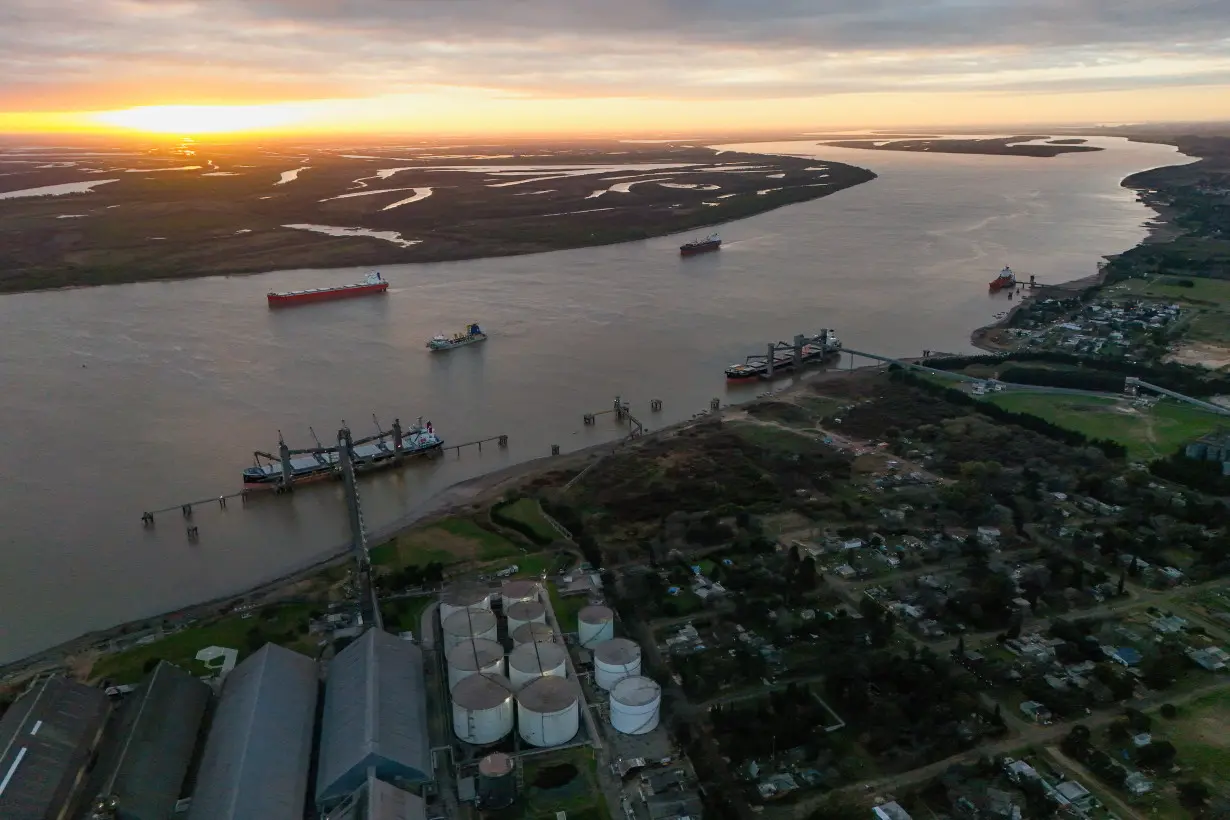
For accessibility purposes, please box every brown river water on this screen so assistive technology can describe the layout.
[0,137,1187,662]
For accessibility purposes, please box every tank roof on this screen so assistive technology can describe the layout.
[442,608,497,634]
[446,638,504,671]
[516,675,579,713]
[479,752,514,777]
[442,587,489,607]
[508,641,567,673]
[578,605,614,624]
[451,674,514,710]
[611,675,661,706]
[505,600,545,620]
[500,579,541,599]
[511,622,555,643]
[594,637,640,665]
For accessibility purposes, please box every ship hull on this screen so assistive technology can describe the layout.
[243,440,443,486]
[680,241,721,256]
[428,334,488,352]
[988,279,1014,292]
[724,349,840,381]
[267,282,389,307]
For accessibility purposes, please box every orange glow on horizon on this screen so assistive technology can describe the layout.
[92,104,310,135]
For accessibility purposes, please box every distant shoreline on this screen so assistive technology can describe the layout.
[818,135,1104,159]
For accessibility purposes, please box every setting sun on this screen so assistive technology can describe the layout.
[93,103,308,135]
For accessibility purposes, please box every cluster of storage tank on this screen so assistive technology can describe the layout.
[444,583,661,747]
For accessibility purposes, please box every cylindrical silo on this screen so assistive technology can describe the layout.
[477,752,517,810]
[500,579,542,609]
[508,641,568,689]
[610,676,661,735]
[442,609,498,652]
[516,675,580,748]
[451,673,514,745]
[440,587,492,624]
[577,605,615,648]
[446,638,505,690]
[511,622,555,646]
[506,600,547,633]
[593,638,641,691]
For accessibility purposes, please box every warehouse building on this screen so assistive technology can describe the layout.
[87,661,212,820]
[323,772,428,820]
[186,644,319,820]
[0,676,110,820]
[316,629,432,810]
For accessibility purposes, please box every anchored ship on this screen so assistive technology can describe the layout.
[680,233,721,256]
[989,266,1016,292]
[428,323,487,351]
[267,271,389,307]
[726,329,842,381]
[242,418,442,486]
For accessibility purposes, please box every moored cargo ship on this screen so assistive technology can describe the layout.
[680,233,721,256]
[428,323,487,351]
[725,330,842,381]
[267,271,389,307]
[988,266,1016,292]
[242,419,441,486]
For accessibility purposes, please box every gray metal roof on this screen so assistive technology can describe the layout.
[325,772,427,820]
[316,629,432,805]
[186,644,318,820]
[0,676,110,820]
[91,661,212,820]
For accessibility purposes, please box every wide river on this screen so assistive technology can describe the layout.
[0,137,1187,663]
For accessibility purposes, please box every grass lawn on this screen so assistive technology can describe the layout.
[381,595,432,635]
[498,498,558,543]
[1107,275,1230,347]
[521,746,609,820]
[1159,689,1230,785]
[985,391,1225,460]
[548,582,590,633]
[369,516,520,568]
[91,603,316,684]
[728,421,820,453]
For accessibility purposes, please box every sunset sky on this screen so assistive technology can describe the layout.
[3,0,1229,136]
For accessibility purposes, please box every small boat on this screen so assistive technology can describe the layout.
[428,323,487,351]
[989,266,1016,292]
[268,271,388,307]
[680,233,721,256]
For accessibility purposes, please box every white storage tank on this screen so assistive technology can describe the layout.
[577,605,615,648]
[452,673,515,745]
[507,641,568,689]
[511,622,555,647]
[516,675,580,748]
[506,600,547,633]
[440,586,492,624]
[593,638,641,691]
[500,579,541,609]
[610,675,662,735]
[447,638,506,690]
[442,609,499,652]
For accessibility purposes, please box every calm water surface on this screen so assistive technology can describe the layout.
[0,137,1187,662]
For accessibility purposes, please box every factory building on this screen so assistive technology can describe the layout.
[186,644,319,820]
[87,661,212,820]
[322,771,428,820]
[316,630,433,810]
[0,676,110,820]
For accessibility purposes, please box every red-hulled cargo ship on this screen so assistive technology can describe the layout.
[988,266,1016,292]
[267,271,388,307]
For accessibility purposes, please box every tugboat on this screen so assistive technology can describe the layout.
[427,323,487,351]
[680,233,721,256]
[989,266,1016,292]
[267,271,388,307]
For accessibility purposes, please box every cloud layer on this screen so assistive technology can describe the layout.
[3,0,1229,111]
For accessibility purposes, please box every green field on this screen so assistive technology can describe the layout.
[369,516,520,569]
[986,391,1225,460]
[728,421,820,452]
[91,603,318,684]
[547,582,591,633]
[381,596,433,635]
[498,498,559,543]
[1106,276,1230,347]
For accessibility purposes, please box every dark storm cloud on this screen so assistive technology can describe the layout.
[2,0,1228,108]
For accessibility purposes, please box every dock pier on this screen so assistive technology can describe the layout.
[441,434,509,457]
[582,396,645,437]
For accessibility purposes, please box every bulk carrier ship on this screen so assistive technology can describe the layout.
[241,419,442,486]
[267,271,389,307]
[725,330,842,381]
[680,233,721,256]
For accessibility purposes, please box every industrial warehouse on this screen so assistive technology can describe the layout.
[0,572,676,820]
